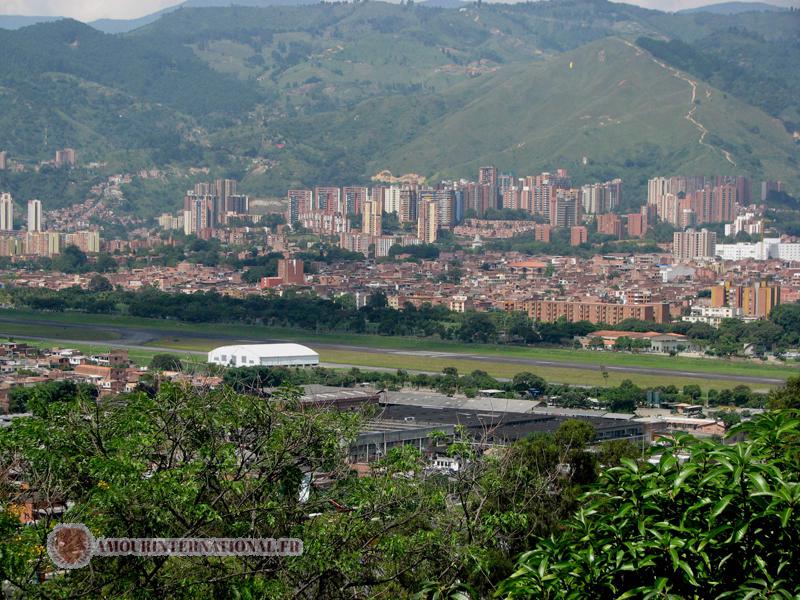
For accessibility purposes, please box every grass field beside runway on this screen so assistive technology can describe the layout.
[141,337,778,392]
[2,308,796,385]
[2,333,780,393]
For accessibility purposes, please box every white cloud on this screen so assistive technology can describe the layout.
[0,0,180,21]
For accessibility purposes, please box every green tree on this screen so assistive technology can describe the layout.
[597,438,640,466]
[457,312,497,343]
[52,245,88,274]
[682,384,702,401]
[148,353,183,372]
[767,375,800,410]
[95,253,118,273]
[511,372,547,396]
[500,411,800,598]
[87,274,113,293]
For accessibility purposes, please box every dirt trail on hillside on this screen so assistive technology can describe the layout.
[622,39,736,166]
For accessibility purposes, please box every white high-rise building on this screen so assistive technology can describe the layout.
[0,193,13,231]
[27,199,42,232]
[384,186,401,215]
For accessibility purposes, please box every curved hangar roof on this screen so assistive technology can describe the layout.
[208,343,319,367]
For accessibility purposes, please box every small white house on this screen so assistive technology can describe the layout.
[207,343,319,368]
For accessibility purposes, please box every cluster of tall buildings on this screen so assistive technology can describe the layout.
[711,281,781,319]
[165,179,249,237]
[0,149,74,172]
[1,194,42,233]
[0,193,99,257]
[288,168,625,250]
[647,175,750,227]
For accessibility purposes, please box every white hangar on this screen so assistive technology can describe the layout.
[208,343,319,368]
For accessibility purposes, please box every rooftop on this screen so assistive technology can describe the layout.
[208,343,318,358]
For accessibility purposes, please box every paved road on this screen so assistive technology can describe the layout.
[0,316,791,386]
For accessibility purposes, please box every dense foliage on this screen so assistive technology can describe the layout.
[1,377,799,597]
[0,382,600,597]
[500,411,800,598]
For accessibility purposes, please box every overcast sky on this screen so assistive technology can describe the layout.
[0,0,798,21]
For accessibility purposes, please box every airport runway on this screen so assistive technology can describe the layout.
[0,316,791,386]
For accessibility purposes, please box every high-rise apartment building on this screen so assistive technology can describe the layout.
[0,193,13,231]
[497,173,514,197]
[550,189,580,228]
[531,184,555,219]
[183,194,214,236]
[384,186,401,215]
[362,198,382,236]
[225,194,249,216]
[288,189,313,224]
[314,187,341,214]
[399,187,418,223]
[712,184,736,224]
[534,223,551,243]
[581,179,622,214]
[435,189,455,228]
[64,230,100,253]
[27,199,42,232]
[761,180,783,202]
[673,228,716,262]
[502,187,521,211]
[417,196,438,244]
[278,258,305,285]
[25,231,60,257]
[343,187,368,215]
[478,166,497,188]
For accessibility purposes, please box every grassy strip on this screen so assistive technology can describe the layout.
[3,308,798,380]
[318,349,776,393]
[0,321,122,341]
[3,336,778,392]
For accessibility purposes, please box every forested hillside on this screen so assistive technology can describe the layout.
[0,0,796,213]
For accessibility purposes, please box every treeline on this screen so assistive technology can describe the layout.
[216,365,769,412]
[8,286,800,353]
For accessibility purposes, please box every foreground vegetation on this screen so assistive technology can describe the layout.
[1,375,798,598]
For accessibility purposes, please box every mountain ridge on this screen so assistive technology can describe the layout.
[0,1,796,216]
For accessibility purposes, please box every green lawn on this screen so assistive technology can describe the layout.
[317,349,771,392]
[0,320,121,342]
[2,308,797,385]
[5,336,768,392]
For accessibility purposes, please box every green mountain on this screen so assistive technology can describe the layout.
[372,37,798,201]
[678,2,788,14]
[0,1,797,217]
